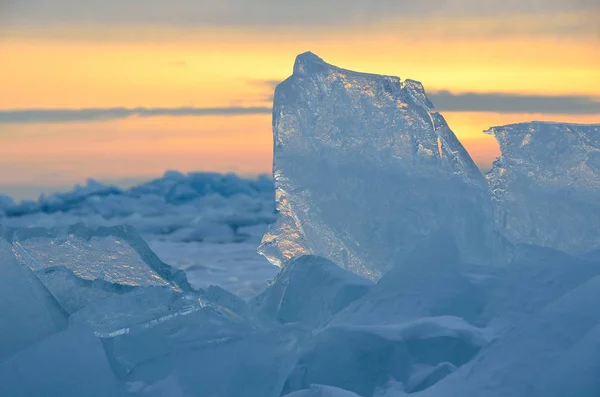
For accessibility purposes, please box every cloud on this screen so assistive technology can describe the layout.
[0,106,272,124]
[258,79,600,115]
[1,0,598,31]
[428,91,600,115]
[1,91,599,125]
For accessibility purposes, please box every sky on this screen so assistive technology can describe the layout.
[0,0,599,199]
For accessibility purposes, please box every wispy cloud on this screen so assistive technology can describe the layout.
[259,79,600,115]
[429,91,600,115]
[0,106,272,124]
[262,80,600,115]
[1,91,599,125]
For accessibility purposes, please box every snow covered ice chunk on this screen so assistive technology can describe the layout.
[486,121,600,254]
[259,52,497,279]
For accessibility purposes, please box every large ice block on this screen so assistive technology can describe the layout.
[486,122,600,254]
[259,52,497,279]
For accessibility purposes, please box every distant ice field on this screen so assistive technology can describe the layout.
[0,171,280,299]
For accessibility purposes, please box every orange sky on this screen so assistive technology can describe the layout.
[0,6,599,198]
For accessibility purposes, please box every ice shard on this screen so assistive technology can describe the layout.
[2,223,260,380]
[486,122,600,254]
[0,238,67,360]
[259,52,497,279]
[2,223,202,336]
[331,230,483,327]
[6,223,192,299]
[252,255,372,327]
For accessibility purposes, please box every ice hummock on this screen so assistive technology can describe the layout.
[281,316,489,397]
[4,178,122,217]
[486,121,600,254]
[417,274,600,397]
[278,232,490,397]
[0,223,272,394]
[259,52,498,279]
[1,223,253,353]
[0,194,14,211]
